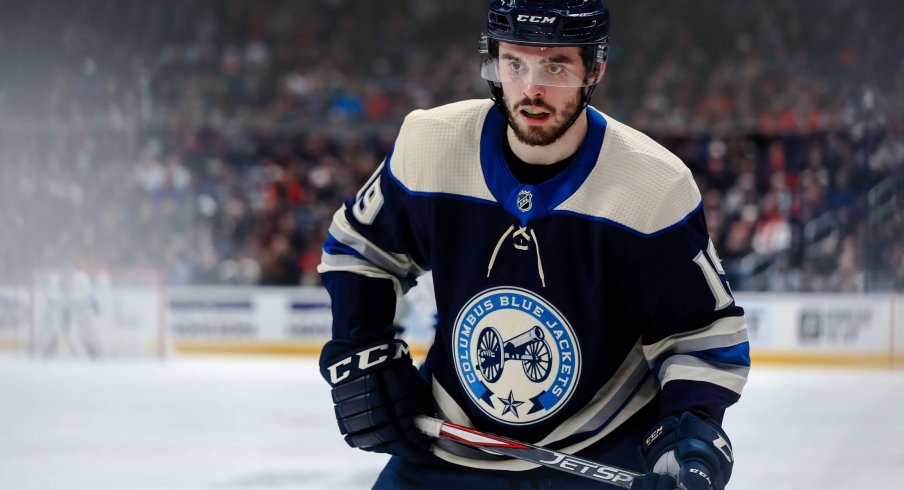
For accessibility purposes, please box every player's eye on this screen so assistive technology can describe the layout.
[507,61,524,73]
[546,64,565,75]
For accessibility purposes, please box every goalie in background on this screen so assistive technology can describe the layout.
[33,267,104,359]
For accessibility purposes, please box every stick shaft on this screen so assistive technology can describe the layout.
[415,415,640,489]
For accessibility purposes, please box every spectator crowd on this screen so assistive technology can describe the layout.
[1,0,902,291]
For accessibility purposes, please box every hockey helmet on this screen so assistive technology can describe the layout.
[480,0,610,89]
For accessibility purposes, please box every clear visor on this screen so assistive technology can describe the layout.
[480,37,605,88]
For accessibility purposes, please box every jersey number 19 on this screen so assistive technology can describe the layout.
[693,239,733,311]
[353,163,386,225]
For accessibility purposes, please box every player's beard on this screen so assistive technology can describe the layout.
[503,90,584,147]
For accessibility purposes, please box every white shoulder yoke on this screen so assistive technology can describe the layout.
[555,111,702,235]
[389,99,496,202]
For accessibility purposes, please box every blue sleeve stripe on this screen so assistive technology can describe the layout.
[323,231,370,263]
[652,342,751,379]
[643,315,748,362]
[689,342,751,367]
[657,353,749,395]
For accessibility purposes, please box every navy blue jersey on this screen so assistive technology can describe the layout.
[319,99,749,472]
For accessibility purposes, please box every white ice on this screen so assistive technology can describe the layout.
[1,355,902,490]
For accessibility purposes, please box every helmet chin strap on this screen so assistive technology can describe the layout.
[488,81,506,115]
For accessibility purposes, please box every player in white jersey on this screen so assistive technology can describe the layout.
[318,2,749,489]
[34,267,103,358]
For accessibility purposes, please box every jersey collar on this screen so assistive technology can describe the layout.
[479,105,607,227]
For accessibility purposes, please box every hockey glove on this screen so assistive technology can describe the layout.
[631,473,679,490]
[638,412,734,490]
[319,337,432,458]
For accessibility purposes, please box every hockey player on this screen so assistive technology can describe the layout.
[318,1,749,489]
[35,267,103,359]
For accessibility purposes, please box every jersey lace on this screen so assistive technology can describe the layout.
[487,225,546,288]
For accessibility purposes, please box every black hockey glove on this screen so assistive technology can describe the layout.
[637,412,734,490]
[630,473,679,490]
[319,337,432,458]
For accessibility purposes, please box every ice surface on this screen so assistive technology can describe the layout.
[1,355,902,489]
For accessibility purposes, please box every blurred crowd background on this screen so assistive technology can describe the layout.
[1,0,902,291]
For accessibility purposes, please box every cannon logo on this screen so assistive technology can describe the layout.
[453,287,581,425]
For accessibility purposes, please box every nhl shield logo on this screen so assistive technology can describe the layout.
[453,287,581,425]
[517,190,533,212]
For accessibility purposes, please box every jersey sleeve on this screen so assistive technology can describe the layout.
[317,150,430,341]
[619,197,750,423]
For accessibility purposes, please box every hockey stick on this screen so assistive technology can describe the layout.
[414,415,641,489]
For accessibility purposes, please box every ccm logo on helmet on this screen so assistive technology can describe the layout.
[516,15,556,24]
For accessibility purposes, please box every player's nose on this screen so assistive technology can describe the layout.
[521,82,545,100]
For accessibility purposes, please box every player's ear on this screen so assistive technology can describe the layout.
[586,63,605,85]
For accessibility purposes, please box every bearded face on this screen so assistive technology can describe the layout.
[495,42,589,147]
[502,89,584,147]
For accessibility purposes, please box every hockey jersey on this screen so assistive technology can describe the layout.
[319,99,749,471]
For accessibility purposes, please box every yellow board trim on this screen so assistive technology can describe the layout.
[174,340,432,358]
[174,340,323,356]
[0,339,26,350]
[751,350,903,368]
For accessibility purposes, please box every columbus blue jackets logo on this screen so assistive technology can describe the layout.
[453,287,581,425]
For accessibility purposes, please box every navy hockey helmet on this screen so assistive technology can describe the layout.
[486,0,610,47]
[480,0,610,95]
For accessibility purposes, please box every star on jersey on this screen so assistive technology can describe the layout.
[498,390,525,418]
